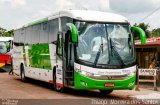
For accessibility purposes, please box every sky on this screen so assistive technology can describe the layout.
[0,0,160,30]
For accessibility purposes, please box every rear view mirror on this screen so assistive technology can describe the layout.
[131,26,146,45]
[66,23,78,43]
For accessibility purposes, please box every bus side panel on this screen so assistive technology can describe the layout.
[39,44,57,82]
[24,44,54,82]
[56,64,63,87]
[23,45,38,80]
[39,44,55,82]
[13,45,24,75]
[38,18,59,83]
[38,43,58,83]
[49,44,56,73]
[25,67,40,80]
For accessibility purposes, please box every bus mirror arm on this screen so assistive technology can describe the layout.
[66,23,78,44]
[131,26,146,45]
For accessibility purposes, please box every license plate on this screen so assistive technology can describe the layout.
[104,83,115,87]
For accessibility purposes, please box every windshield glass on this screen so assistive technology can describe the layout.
[0,41,10,54]
[75,21,135,68]
[107,24,135,66]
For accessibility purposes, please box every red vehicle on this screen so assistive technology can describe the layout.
[0,37,13,70]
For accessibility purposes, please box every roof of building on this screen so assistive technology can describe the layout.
[135,37,160,47]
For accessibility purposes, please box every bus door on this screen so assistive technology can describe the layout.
[63,31,74,86]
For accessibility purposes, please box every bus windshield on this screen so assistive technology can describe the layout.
[0,41,10,54]
[75,21,135,68]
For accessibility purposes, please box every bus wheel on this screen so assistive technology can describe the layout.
[99,90,113,95]
[20,64,26,82]
[53,69,64,92]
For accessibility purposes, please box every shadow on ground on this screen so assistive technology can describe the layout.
[0,69,7,73]
[0,66,11,72]
[14,77,121,99]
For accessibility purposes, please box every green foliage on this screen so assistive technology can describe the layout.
[133,23,150,39]
[2,30,14,37]
[0,27,6,36]
[152,28,160,37]
[0,26,14,37]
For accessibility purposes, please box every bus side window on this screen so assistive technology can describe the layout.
[56,34,62,56]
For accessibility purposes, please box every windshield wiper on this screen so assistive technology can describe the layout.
[94,36,103,66]
[110,39,125,67]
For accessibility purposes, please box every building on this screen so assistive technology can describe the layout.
[135,37,160,68]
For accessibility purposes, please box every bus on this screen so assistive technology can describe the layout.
[0,37,13,70]
[13,10,146,94]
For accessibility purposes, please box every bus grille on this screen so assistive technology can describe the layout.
[90,74,129,80]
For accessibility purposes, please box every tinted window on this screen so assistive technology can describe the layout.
[40,22,49,43]
[31,24,40,44]
[25,26,32,44]
[20,28,25,43]
[14,30,20,43]
[48,19,59,43]
[61,17,72,32]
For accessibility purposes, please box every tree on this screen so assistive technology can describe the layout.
[0,27,7,36]
[0,26,14,37]
[133,22,151,39]
[2,30,14,37]
[152,28,160,37]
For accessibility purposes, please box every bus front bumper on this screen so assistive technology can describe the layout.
[74,72,136,90]
[0,63,5,68]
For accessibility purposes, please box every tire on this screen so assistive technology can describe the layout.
[99,90,113,95]
[53,68,64,92]
[20,64,26,82]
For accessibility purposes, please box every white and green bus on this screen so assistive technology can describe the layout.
[13,10,146,94]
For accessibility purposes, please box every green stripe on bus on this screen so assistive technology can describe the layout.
[28,44,52,70]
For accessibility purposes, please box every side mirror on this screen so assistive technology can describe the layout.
[66,23,78,43]
[131,26,146,45]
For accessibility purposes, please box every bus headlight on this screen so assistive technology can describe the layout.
[75,69,94,77]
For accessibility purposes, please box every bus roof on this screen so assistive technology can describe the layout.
[49,10,128,23]
[16,10,128,29]
[0,37,13,41]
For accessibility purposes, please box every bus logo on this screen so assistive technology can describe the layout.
[107,76,112,80]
